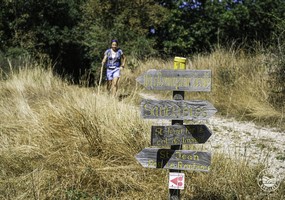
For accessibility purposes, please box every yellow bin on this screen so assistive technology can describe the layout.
[174,57,186,69]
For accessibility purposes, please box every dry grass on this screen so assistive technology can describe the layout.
[126,47,284,129]
[188,48,284,128]
[0,51,284,199]
[0,65,151,199]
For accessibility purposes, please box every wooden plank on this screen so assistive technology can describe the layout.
[136,69,212,91]
[135,148,211,172]
[151,125,212,146]
[141,99,217,120]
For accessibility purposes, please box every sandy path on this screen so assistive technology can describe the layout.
[206,116,285,178]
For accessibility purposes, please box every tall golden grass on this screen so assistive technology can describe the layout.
[125,47,284,129]
[188,47,283,126]
[0,48,284,199]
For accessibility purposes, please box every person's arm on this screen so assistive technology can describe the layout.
[102,55,107,66]
[120,54,126,68]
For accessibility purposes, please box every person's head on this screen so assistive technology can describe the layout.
[111,39,118,51]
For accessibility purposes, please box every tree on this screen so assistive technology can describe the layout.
[1,0,285,81]
[80,0,170,68]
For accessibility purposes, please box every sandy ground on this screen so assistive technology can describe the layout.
[138,93,285,180]
[206,116,285,178]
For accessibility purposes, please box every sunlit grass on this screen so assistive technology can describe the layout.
[124,47,284,129]
[0,49,284,199]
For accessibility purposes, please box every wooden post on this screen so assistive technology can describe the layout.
[135,57,215,199]
[169,58,186,200]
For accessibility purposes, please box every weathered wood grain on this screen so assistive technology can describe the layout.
[136,69,212,91]
[141,99,217,120]
[135,148,211,172]
[151,125,212,146]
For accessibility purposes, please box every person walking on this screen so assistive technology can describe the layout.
[101,39,126,96]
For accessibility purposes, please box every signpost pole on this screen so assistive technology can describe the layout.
[135,57,215,199]
[169,58,186,200]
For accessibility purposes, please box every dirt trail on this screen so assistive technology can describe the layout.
[206,116,285,177]
[139,93,285,178]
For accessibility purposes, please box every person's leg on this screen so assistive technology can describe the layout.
[111,77,120,96]
[107,80,112,94]
[111,68,121,96]
[106,69,113,94]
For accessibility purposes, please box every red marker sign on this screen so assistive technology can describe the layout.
[169,172,185,190]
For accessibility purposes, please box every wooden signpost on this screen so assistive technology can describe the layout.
[135,148,211,172]
[151,125,212,146]
[136,69,211,91]
[135,57,216,200]
[141,99,217,120]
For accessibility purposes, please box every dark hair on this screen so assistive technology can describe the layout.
[111,39,118,44]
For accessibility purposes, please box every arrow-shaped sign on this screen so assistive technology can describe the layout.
[135,148,211,172]
[171,176,183,186]
[151,125,212,146]
[141,99,217,120]
[136,69,212,91]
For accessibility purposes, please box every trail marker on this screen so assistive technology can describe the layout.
[135,57,216,199]
[151,124,212,146]
[169,173,185,190]
[136,69,211,91]
[141,99,217,120]
[135,148,211,172]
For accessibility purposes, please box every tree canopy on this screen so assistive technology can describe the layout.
[1,0,285,80]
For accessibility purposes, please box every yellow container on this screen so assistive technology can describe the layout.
[174,57,186,69]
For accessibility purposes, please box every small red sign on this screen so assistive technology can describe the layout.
[169,173,185,190]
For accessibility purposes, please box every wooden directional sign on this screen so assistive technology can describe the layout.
[136,69,212,91]
[141,99,217,120]
[151,125,212,146]
[135,148,211,172]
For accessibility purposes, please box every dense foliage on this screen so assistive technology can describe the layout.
[1,0,284,59]
[1,0,285,88]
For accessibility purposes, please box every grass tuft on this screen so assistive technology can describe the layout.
[1,51,284,199]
